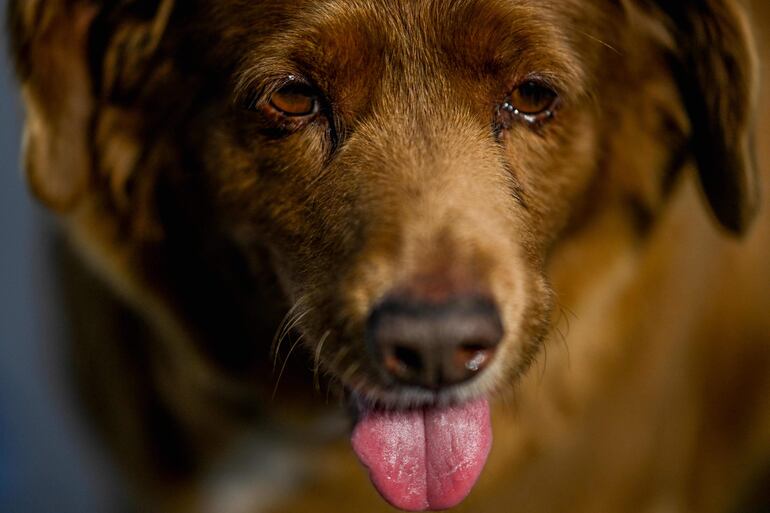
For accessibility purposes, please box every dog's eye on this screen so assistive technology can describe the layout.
[268,82,319,117]
[501,81,558,124]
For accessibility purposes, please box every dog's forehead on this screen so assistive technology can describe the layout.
[231,0,594,101]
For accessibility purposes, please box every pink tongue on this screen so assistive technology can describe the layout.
[351,399,492,511]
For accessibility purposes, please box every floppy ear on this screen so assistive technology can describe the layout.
[8,0,99,211]
[7,0,175,213]
[644,0,759,235]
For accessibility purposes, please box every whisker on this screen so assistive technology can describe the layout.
[277,308,313,364]
[555,302,573,369]
[340,361,361,385]
[561,305,571,338]
[270,297,305,364]
[538,338,549,383]
[329,346,351,371]
[272,333,305,400]
[273,303,313,369]
[313,330,332,393]
[325,375,340,405]
[323,346,352,403]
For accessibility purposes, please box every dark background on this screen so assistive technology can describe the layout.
[0,0,117,511]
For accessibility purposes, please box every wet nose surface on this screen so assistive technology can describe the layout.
[366,294,504,389]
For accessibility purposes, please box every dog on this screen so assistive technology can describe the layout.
[8,0,770,511]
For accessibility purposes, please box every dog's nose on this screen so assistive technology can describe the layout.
[366,295,503,389]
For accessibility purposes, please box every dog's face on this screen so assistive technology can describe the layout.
[9,0,758,510]
[202,0,604,408]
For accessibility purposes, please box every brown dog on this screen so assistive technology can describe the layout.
[8,0,770,511]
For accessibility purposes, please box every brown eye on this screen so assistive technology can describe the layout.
[502,81,558,122]
[268,82,318,117]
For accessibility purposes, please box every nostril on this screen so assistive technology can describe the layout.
[393,345,423,373]
[382,344,425,382]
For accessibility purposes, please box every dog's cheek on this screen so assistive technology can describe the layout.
[490,115,597,378]
[486,249,554,383]
[197,118,362,316]
[201,119,325,229]
[504,110,602,251]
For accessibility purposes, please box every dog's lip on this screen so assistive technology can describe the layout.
[343,380,481,415]
[345,389,419,429]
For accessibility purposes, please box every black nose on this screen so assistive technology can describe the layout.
[366,294,504,389]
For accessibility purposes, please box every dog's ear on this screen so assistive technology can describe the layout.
[639,0,759,235]
[94,0,176,103]
[8,0,99,211]
[7,0,175,212]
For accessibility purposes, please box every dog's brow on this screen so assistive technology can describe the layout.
[233,1,588,106]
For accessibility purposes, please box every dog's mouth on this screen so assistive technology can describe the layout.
[349,392,492,511]
[324,291,507,510]
[310,286,517,509]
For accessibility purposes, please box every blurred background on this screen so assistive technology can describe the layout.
[0,0,118,511]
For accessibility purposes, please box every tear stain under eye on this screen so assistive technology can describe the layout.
[501,101,555,124]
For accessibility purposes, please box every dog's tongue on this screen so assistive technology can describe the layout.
[351,399,491,511]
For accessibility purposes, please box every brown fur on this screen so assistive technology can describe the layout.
[7,0,770,511]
